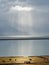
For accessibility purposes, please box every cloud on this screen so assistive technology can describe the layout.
[10,5,33,11]
[0,0,49,35]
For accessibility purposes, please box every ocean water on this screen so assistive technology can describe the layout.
[0,40,49,56]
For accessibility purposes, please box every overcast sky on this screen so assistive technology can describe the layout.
[0,0,49,56]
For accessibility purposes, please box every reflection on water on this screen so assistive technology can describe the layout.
[0,40,49,56]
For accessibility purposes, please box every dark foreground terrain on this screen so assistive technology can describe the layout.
[0,63,49,65]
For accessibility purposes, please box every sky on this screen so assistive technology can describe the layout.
[0,0,49,56]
